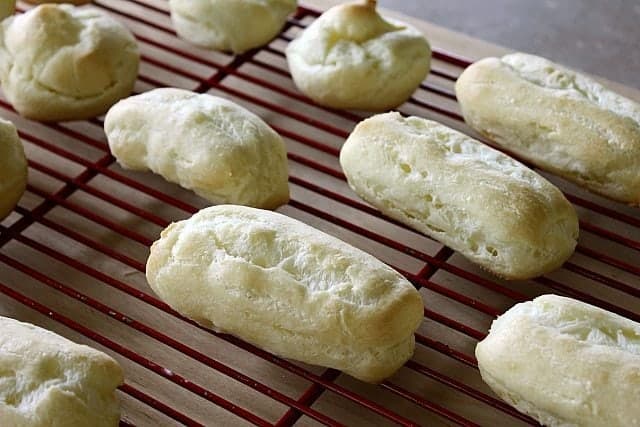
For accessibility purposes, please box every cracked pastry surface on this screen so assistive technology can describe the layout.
[146,205,424,383]
[456,52,640,205]
[0,316,123,427]
[476,295,640,427]
[105,88,289,209]
[0,4,139,121]
[340,112,579,280]
[286,0,431,111]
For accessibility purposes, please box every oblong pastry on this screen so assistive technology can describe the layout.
[0,316,124,427]
[105,88,289,209]
[146,205,424,383]
[340,112,579,280]
[456,52,640,205]
[476,295,640,427]
[0,4,139,122]
[285,0,431,111]
[169,0,297,54]
[0,118,27,221]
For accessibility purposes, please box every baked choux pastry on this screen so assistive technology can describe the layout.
[456,53,640,205]
[0,316,123,427]
[169,0,297,54]
[0,4,139,121]
[476,295,640,427]
[0,117,27,221]
[105,88,289,209]
[147,205,424,383]
[286,0,431,111]
[340,112,579,280]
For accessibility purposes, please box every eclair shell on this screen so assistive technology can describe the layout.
[456,52,640,204]
[146,205,424,383]
[0,316,123,427]
[340,112,578,279]
[476,295,640,427]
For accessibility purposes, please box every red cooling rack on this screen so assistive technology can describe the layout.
[1,1,639,426]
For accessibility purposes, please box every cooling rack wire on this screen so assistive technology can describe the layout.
[1,1,639,426]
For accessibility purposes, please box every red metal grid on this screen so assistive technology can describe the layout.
[0,1,638,426]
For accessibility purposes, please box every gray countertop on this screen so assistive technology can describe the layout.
[378,0,639,88]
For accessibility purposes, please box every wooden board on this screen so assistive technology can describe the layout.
[0,1,638,426]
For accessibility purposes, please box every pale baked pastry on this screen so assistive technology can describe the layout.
[0,4,139,122]
[476,295,640,427]
[0,0,15,20]
[456,52,640,205]
[0,118,27,221]
[340,112,579,280]
[169,0,297,54]
[105,88,289,209]
[286,0,431,111]
[146,205,424,383]
[0,316,123,427]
